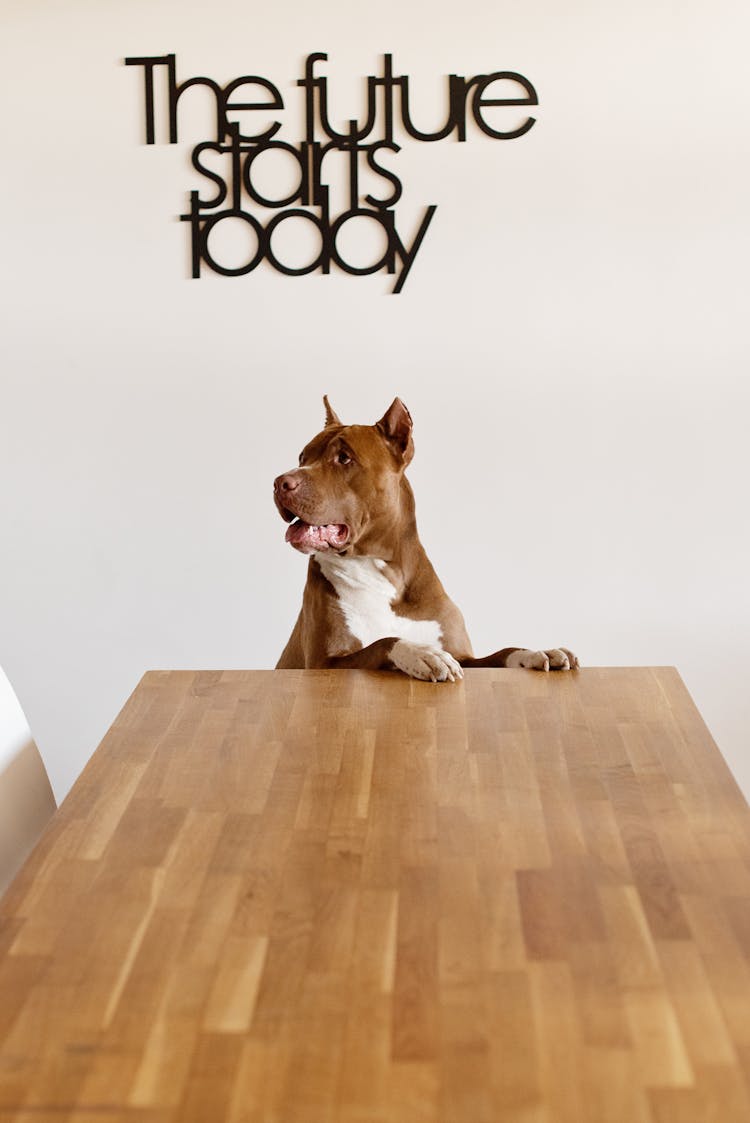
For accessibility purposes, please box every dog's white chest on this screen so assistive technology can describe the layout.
[316,555,442,651]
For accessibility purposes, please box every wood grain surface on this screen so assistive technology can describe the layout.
[2,667,750,1122]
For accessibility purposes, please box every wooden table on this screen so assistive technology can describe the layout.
[2,668,750,1122]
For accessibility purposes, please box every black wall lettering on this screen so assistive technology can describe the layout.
[126,52,538,293]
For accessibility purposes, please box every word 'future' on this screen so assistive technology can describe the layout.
[125,53,538,293]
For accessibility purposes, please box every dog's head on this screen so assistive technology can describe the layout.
[273,396,415,556]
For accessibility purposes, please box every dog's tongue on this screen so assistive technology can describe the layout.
[285,520,348,553]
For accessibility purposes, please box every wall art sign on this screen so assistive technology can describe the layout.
[125,53,538,293]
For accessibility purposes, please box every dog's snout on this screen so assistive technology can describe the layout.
[274,473,300,495]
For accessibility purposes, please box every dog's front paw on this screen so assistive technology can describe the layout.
[390,640,464,683]
[507,647,580,672]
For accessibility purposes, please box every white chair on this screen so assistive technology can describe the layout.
[0,666,56,896]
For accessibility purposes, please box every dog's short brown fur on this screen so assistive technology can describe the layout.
[274,397,578,682]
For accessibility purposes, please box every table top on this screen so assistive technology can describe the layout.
[2,667,750,1122]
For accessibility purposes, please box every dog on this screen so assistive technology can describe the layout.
[274,396,578,682]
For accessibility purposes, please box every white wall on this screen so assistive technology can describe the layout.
[2,0,749,801]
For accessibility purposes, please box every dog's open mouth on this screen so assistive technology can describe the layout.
[285,520,349,554]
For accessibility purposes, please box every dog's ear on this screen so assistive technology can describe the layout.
[323,395,341,428]
[376,398,414,466]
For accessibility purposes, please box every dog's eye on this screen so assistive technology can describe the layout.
[336,451,352,466]
[298,453,304,465]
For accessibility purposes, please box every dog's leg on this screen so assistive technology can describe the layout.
[327,639,463,682]
[460,648,580,671]
[326,639,399,671]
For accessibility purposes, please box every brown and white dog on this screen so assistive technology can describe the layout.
[274,397,578,682]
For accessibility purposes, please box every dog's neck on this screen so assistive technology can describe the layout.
[354,476,424,566]
[313,476,439,600]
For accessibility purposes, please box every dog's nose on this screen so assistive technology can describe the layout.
[274,473,300,495]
